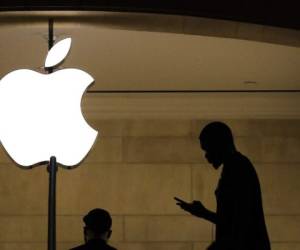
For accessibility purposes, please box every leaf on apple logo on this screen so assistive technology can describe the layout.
[45,38,72,68]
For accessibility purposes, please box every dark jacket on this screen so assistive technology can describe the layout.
[214,151,271,250]
[70,239,117,250]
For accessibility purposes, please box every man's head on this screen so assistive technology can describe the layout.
[83,208,112,243]
[199,122,235,169]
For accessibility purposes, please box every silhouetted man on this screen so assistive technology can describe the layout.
[175,122,271,250]
[70,208,117,250]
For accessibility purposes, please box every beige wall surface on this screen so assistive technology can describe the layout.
[0,119,299,250]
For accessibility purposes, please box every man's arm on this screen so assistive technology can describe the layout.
[202,208,217,224]
[175,198,217,224]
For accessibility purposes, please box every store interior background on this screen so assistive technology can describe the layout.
[0,12,300,250]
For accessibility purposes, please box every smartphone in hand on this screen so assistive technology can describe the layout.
[174,197,188,204]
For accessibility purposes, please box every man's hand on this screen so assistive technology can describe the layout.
[175,197,208,218]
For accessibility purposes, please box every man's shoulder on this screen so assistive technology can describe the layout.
[232,151,261,186]
[69,245,85,250]
[104,244,117,250]
[69,243,117,250]
[232,151,251,164]
[231,152,255,172]
[225,151,258,183]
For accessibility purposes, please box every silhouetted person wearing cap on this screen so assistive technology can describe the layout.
[175,122,271,250]
[70,208,117,250]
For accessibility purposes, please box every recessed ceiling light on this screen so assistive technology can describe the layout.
[244,81,257,84]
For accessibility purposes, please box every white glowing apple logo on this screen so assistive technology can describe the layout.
[0,38,98,168]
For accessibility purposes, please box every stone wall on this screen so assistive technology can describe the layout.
[0,119,299,250]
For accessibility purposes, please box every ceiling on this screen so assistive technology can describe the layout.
[0,12,299,92]
[0,0,299,30]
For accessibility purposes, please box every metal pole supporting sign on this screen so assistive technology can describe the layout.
[47,18,56,250]
[48,156,57,250]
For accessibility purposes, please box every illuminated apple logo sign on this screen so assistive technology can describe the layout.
[0,38,98,168]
